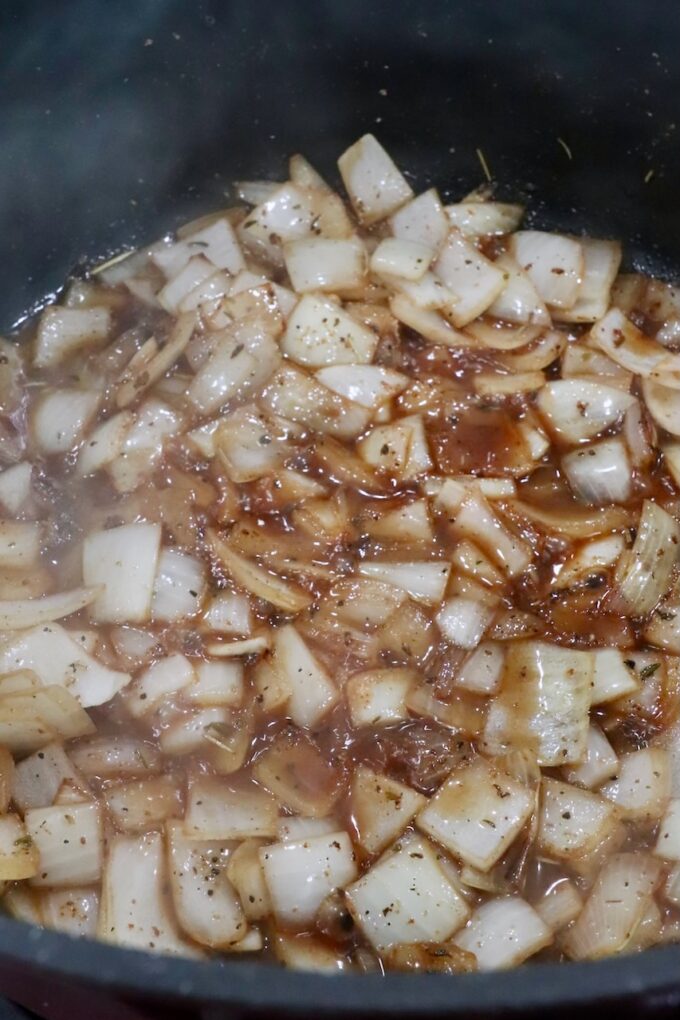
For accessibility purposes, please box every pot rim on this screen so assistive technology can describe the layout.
[0,914,677,1014]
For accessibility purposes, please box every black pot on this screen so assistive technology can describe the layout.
[2,1,680,1016]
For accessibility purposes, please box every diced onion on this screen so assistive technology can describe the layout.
[613,499,680,615]
[562,437,632,505]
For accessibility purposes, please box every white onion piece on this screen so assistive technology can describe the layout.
[498,329,567,372]
[76,411,133,476]
[417,757,533,871]
[269,624,338,728]
[351,768,425,854]
[98,831,197,956]
[273,933,347,973]
[590,307,671,376]
[465,319,543,350]
[284,237,366,293]
[154,217,244,278]
[188,321,280,415]
[234,179,281,205]
[203,592,252,635]
[445,201,524,237]
[316,365,408,409]
[186,661,243,709]
[562,437,632,505]
[184,778,278,840]
[474,372,545,397]
[454,492,531,577]
[215,406,292,483]
[12,743,87,812]
[562,853,661,960]
[370,237,434,281]
[434,230,505,327]
[358,414,432,479]
[538,779,616,860]
[157,254,215,313]
[0,462,32,514]
[0,814,39,879]
[0,586,100,630]
[601,747,671,821]
[389,294,472,347]
[455,642,504,694]
[206,636,270,658]
[104,776,180,833]
[35,306,111,368]
[389,188,450,251]
[167,821,246,948]
[261,831,357,925]
[83,522,161,624]
[68,735,160,778]
[552,532,625,590]
[33,389,100,454]
[510,231,583,309]
[363,500,433,543]
[556,239,622,323]
[507,499,630,539]
[347,833,469,950]
[345,668,414,727]
[0,520,40,568]
[358,562,449,605]
[115,313,196,409]
[613,499,680,615]
[654,799,680,861]
[536,379,636,443]
[126,653,195,718]
[282,294,377,367]
[151,549,206,622]
[487,252,550,325]
[642,378,680,437]
[25,801,101,886]
[436,597,494,649]
[261,365,371,440]
[338,134,413,224]
[590,648,640,704]
[534,881,583,932]
[454,897,551,970]
[208,530,312,613]
[564,724,619,789]
[565,338,627,379]
[484,641,592,765]
[0,624,129,708]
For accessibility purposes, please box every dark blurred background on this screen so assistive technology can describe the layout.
[0,0,679,330]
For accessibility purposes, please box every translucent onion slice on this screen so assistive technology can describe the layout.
[0,814,39,880]
[642,378,680,437]
[83,522,161,624]
[208,530,311,613]
[536,379,636,443]
[389,189,450,251]
[357,562,450,606]
[562,437,632,505]
[261,831,357,925]
[166,821,247,949]
[454,897,552,970]
[445,201,524,237]
[562,853,661,960]
[25,802,101,886]
[555,239,622,323]
[0,462,32,515]
[0,587,100,630]
[34,306,111,369]
[98,831,198,956]
[589,307,674,377]
[346,833,469,950]
[613,499,680,615]
[434,231,506,327]
[507,499,632,539]
[487,252,550,326]
[338,134,413,224]
[510,231,583,309]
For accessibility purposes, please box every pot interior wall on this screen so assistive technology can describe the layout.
[2,0,680,331]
